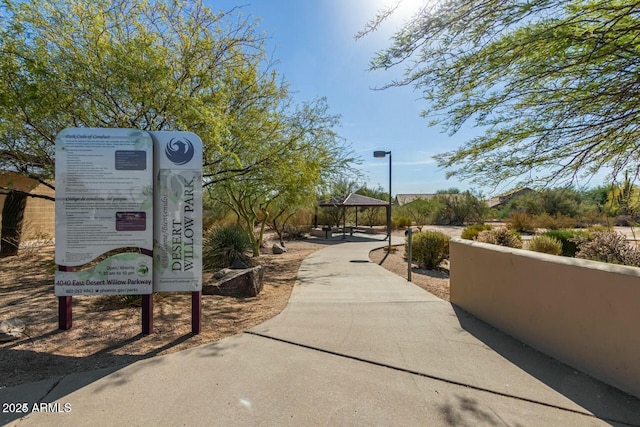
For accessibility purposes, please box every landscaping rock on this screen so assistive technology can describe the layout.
[213,269,230,280]
[203,266,264,297]
[272,243,287,254]
[0,317,25,341]
[230,256,253,270]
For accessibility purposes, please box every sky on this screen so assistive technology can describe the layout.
[209,0,490,196]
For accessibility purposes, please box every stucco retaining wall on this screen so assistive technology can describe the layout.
[450,238,640,398]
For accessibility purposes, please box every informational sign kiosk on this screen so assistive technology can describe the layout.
[54,128,154,296]
[151,131,203,332]
[150,131,203,293]
[54,128,202,333]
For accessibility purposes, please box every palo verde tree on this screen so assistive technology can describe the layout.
[206,59,355,255]
[0,0,265,186]
[0,0,357,253]
[359,1,640,188]
[0,0,265,253]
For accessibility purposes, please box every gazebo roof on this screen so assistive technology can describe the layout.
[318,193,388,207]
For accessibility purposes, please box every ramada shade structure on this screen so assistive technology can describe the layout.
[317,193,390,238]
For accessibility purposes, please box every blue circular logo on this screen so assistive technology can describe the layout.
[165,137,194,165]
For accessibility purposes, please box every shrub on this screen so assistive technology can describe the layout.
[542,229,590,257]
[284,224,309,240]
[461,224,492,240]
[477,227,523,248]
[506,212,536,233]
[528,235,562,255]
[533,213,576,230]
[203,224,252,269]
[574,231,640,267]
[393,216,413,228]
[406,230,450,270]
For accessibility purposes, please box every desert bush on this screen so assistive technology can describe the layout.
[461,224,492,240]
[542,229,590,257]
[533,212,576,230]
[477,227,523,248]
[284,224,309,240]
[203,223,251,269]
[587,225,613,233]
[506,212,536,233]
[432,191,488,225]
[393,216,412,228]
[406,230,450,270]
[574,231,640,267]
[528,235,562,255]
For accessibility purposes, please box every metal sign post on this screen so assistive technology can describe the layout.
[405,228,413,282]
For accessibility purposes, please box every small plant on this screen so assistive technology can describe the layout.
[574,231,640,267]
[542,229,590,257]
[476,227,523,248]
[461,223,492,240]
[406,230,450,269]
[203,223,252,269]
[528,235,562,255]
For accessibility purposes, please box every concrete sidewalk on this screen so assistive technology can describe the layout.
[3,237,640,426]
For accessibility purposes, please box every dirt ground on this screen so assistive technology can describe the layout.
[0,232,450,389]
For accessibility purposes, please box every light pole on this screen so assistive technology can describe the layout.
[373,150,392,250]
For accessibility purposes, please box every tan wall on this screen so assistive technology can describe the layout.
[22,183,55,240]
[450,238,640,399]
[0,172,55,242]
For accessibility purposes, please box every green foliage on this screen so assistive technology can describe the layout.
[542,229,591,257]
[432,191,488,226]
[574,232,640,267]
[0,0,358,256]
[203,224,251,269]
[477,227,523,249]
[361,1,640,187]
[528,235,562,256]
[406,231,450,270]
[393,216,412,228]
[606,174,640,216]
[400,198,441,231]
[460,224,491,240]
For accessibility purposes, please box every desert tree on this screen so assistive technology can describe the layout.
[359,1,640,189]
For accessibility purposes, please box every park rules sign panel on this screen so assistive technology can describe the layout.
[151,131,203,292]
[54,128,154,296]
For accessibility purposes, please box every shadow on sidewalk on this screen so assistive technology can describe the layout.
[0,333,199,425]
[451,305,640,426]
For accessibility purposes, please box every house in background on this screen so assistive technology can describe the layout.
[0,171,55,254]
[486,188,534,209]
[395,194,438,206]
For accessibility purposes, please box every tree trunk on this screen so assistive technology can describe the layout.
[1,191,28,257]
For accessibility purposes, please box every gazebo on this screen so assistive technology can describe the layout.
[317,193,390,239]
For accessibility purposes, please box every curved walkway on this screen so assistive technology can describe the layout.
[4,238,640,426]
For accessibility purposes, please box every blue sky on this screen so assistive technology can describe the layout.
[211,0,486,196]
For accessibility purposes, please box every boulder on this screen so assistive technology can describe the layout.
[230,256,253,269]
[203,265,264,297]
[272,243,287,254]
[0,317,25,341]
[213,268,230,279]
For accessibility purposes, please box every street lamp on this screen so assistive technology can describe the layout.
[373,150,392,250]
